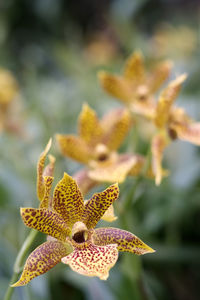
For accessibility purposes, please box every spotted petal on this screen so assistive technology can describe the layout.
[93,227,155,255]
[78,103,103,145]
[123,51,145,82]
[37,139,52,201]
[52,173,84,228]
[88,154,137,183]
[155,74,187,128]
[62,243,118,280]
[39,176,53,209]
[100,109,132,151]
[98,71,133,103]
[82,183,119,229]
[56,134,92,163]
[12,241,72,286]
[21,208,70,241]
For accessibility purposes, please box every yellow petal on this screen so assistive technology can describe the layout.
[101,204,118,222]
[62,243,118,280]
[56,134,92,164]
[93,227,155,255]
[11,241,72,286]
[39,176,54,209]
[101,108,132,151]
[82,183,119,229]
[52,173,84,228]
[37,139,52,201]
[78,103,103,145]
[148,60,173,93]
[98,71,133,103]
[155,74,187,127]
[151,133,169,186]
[123,51,145,82]
[20,208,70,241]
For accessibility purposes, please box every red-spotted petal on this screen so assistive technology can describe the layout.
[82,183,119,229]
[52,173,84,228]
[39,176,53,209]
[12,241,72,286]
[62,243,118,280]
[93,227,155,255]
[21,208,70,241]
[37,139,52,201]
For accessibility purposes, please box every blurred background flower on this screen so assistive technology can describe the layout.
[1,0,200,300]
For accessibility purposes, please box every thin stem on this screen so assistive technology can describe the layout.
[4,229,39,300]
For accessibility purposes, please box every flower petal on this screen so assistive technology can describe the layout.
[155,74,187,127]
[39,176,53,209]
[93,227,155,255]
[88,154,137,183]
[37,139,52,201]
[101,204,118,222]
[151,133,169,186]
[62,243,118,280]
[173,122,200,145]
[123,51,145,82]
[52,173,84,228]
[147,60,172,93]
[73,168,98,196]
[21,208,70,241]
[78,103,103,145]
[56,134,92,164]
[98,71,133,103]
[11,241,72,286]
[43,154,56,177]
[82,183,119,229]
[100,108,132,150]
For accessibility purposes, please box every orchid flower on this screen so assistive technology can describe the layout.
[12,173,154,286]
[98,51,172,119]
[56,104,150,185]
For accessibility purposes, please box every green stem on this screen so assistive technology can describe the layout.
[4,229,39,300]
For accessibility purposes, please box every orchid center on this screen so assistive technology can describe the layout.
[95,144,109,162]
[136,85,149,101]
[71,221,88,244]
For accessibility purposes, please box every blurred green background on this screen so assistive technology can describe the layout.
[1,0,200,299]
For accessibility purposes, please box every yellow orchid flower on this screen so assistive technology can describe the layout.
[98,51,172,119]
[12,173,154,286]
[56,104,149,184]
[151,74,200,185]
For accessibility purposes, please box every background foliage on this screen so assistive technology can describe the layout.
[1,0,200,299]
